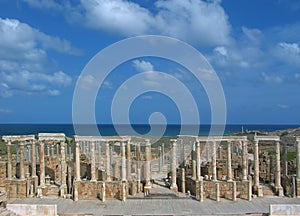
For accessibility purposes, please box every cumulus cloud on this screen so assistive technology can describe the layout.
[274,42,300,66]
[0,18,75,97]
[132,60,154,73]
[24,0,232,47]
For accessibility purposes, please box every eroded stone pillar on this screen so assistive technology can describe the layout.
[170,139,178,191]
[121,141,127,182]
[90,142,96,182]
[60,142,67,197]
[283,142,288,176]
[7,141,12,179]
[227,141,232,181]
[212,141,217,181]
[75,141,81,181]
[216,182,220,202]
[106,141,111,181]
[19,142,25,179]
[39,141,45,187]
[158,146,162,172]
[296,138,300,180]
[126,141,131,180]
[181,168,186,193]
[254,140,259,188]
[196,141,201,180]
[232,181,237,201]
[145,139,151,190]
[192,143,196,179]
[242,140,248,181]
[136,142,141,192]
[31,141,37,177]
[275,141,283,196]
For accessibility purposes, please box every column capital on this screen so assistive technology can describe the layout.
[6,140,11,146]
[196,141,200,147]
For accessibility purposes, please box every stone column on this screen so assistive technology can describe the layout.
[19,142,25,179]
[296,138,300,180]
[126,141,131,180]
[90,142,96,181]
[75,141,81,181]
[232,181,237,201]
[31,140,38,194]
[162,143,165,166]
[248,175,252,201]
[275,141,283,196]
[254,140,259,188]
[170,139,178,191]
[212,141,217,181]
[227,141,232,181]
[51,145,55,156]
[56,144,59,155]
[60,142,67,197]
[39,141,45,187]
[47,145,50,156]
[192,143,196,179]
[121,141,127,182]
[6,141,12,179]
[196,141,201,180]
[242,140,248,181]
[181,168,186,193]
[216,182,220,202]
[136,142,141,192]
[97,142,101,168]
[31,141,37,177]
[283,142,288,176]
[145,139,151,189]
[158,146,162,172]
[106,142,111,181]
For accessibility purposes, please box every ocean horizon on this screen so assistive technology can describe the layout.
[0,124,299,137]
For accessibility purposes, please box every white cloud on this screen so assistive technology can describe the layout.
[0,18,75,97]
[141,95,153,100]
[261,72,283,84]
[22,0,63,10]
[132,60,154,72]
[272,42,300,67]
[24,0,232,47]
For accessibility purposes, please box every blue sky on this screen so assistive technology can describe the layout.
[0,0,300,124]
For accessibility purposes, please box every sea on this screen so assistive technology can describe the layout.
[0,124,299,137]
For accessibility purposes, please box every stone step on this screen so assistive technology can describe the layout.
[0,209,17,216]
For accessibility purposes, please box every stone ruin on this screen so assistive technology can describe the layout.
[1,133,300,202]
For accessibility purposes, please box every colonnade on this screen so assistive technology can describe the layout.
[3,134,300,201]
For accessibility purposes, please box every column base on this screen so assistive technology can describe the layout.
[253,185,263,197]
[275,186,284,197]
[60,184,67,198]
[170,185,178,192]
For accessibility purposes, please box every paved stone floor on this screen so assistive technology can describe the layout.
[8,196,300,216]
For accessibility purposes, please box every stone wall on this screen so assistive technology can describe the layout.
[5,179,27,199]
[236,180,249,199]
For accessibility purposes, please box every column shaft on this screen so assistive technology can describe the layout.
[145,140,151,187]
[254,140,259,187]
[106,142,111,181]
[75,142,81,181]
[227,141,232,181]
[31,141,37,177]
[39,142,45,186]
[126,141,131,180]
[90,142,96,181]
[297,140,300,179]
[121,141,126,181]
[196,141,201,180]
[7,141,12,179]
[212,141,217,181]
[19,142,25,179]
[275,141,281,188]
[171,139,177,190]
[242,141,248,181]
